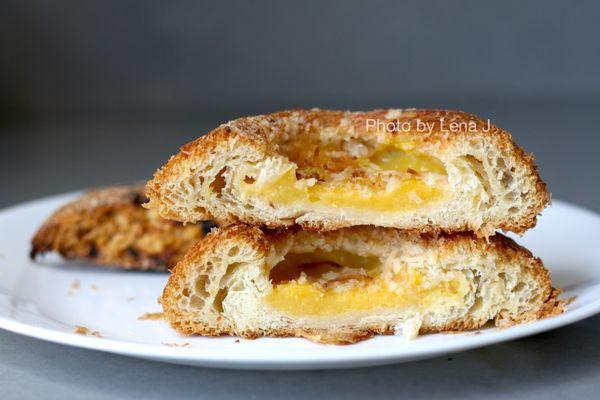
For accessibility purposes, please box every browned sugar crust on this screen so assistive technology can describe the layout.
[31,184,205,270]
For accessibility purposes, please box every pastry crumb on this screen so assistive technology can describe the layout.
[74,325,102,337]
[162,342,191,347]
[90,284,98,291]
[74,326,88,334]
[563,296,577,307]
[138,312,164,321]
[68,279,81,296]
[126,296,135,301]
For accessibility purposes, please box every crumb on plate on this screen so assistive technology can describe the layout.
[162,342,191,347]
[74,325,102,337]
[138,312,164,321]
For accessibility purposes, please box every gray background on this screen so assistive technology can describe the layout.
[1,1,599,399]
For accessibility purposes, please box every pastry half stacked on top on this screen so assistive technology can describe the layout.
[146,109,564,344]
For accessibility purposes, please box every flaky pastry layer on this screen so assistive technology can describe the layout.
[161,224,563,344]
[146,109,549,236]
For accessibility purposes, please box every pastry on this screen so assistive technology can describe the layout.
[146,109,549,236]
[31,185,205,270]
[160,224,562,344]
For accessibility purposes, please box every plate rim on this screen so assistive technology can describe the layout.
[1,295,600,369]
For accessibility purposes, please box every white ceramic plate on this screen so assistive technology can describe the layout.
[1,193,599,370]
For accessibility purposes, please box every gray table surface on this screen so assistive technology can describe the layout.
[1,102,599,399]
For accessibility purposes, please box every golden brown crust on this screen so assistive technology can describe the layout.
[146,109,550,235]
[160,224,563,344]
[31,185,205,270]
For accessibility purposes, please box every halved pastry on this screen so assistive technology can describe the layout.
[146,109,549,236]
[31,185,205,270]
[161,224,563,344]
